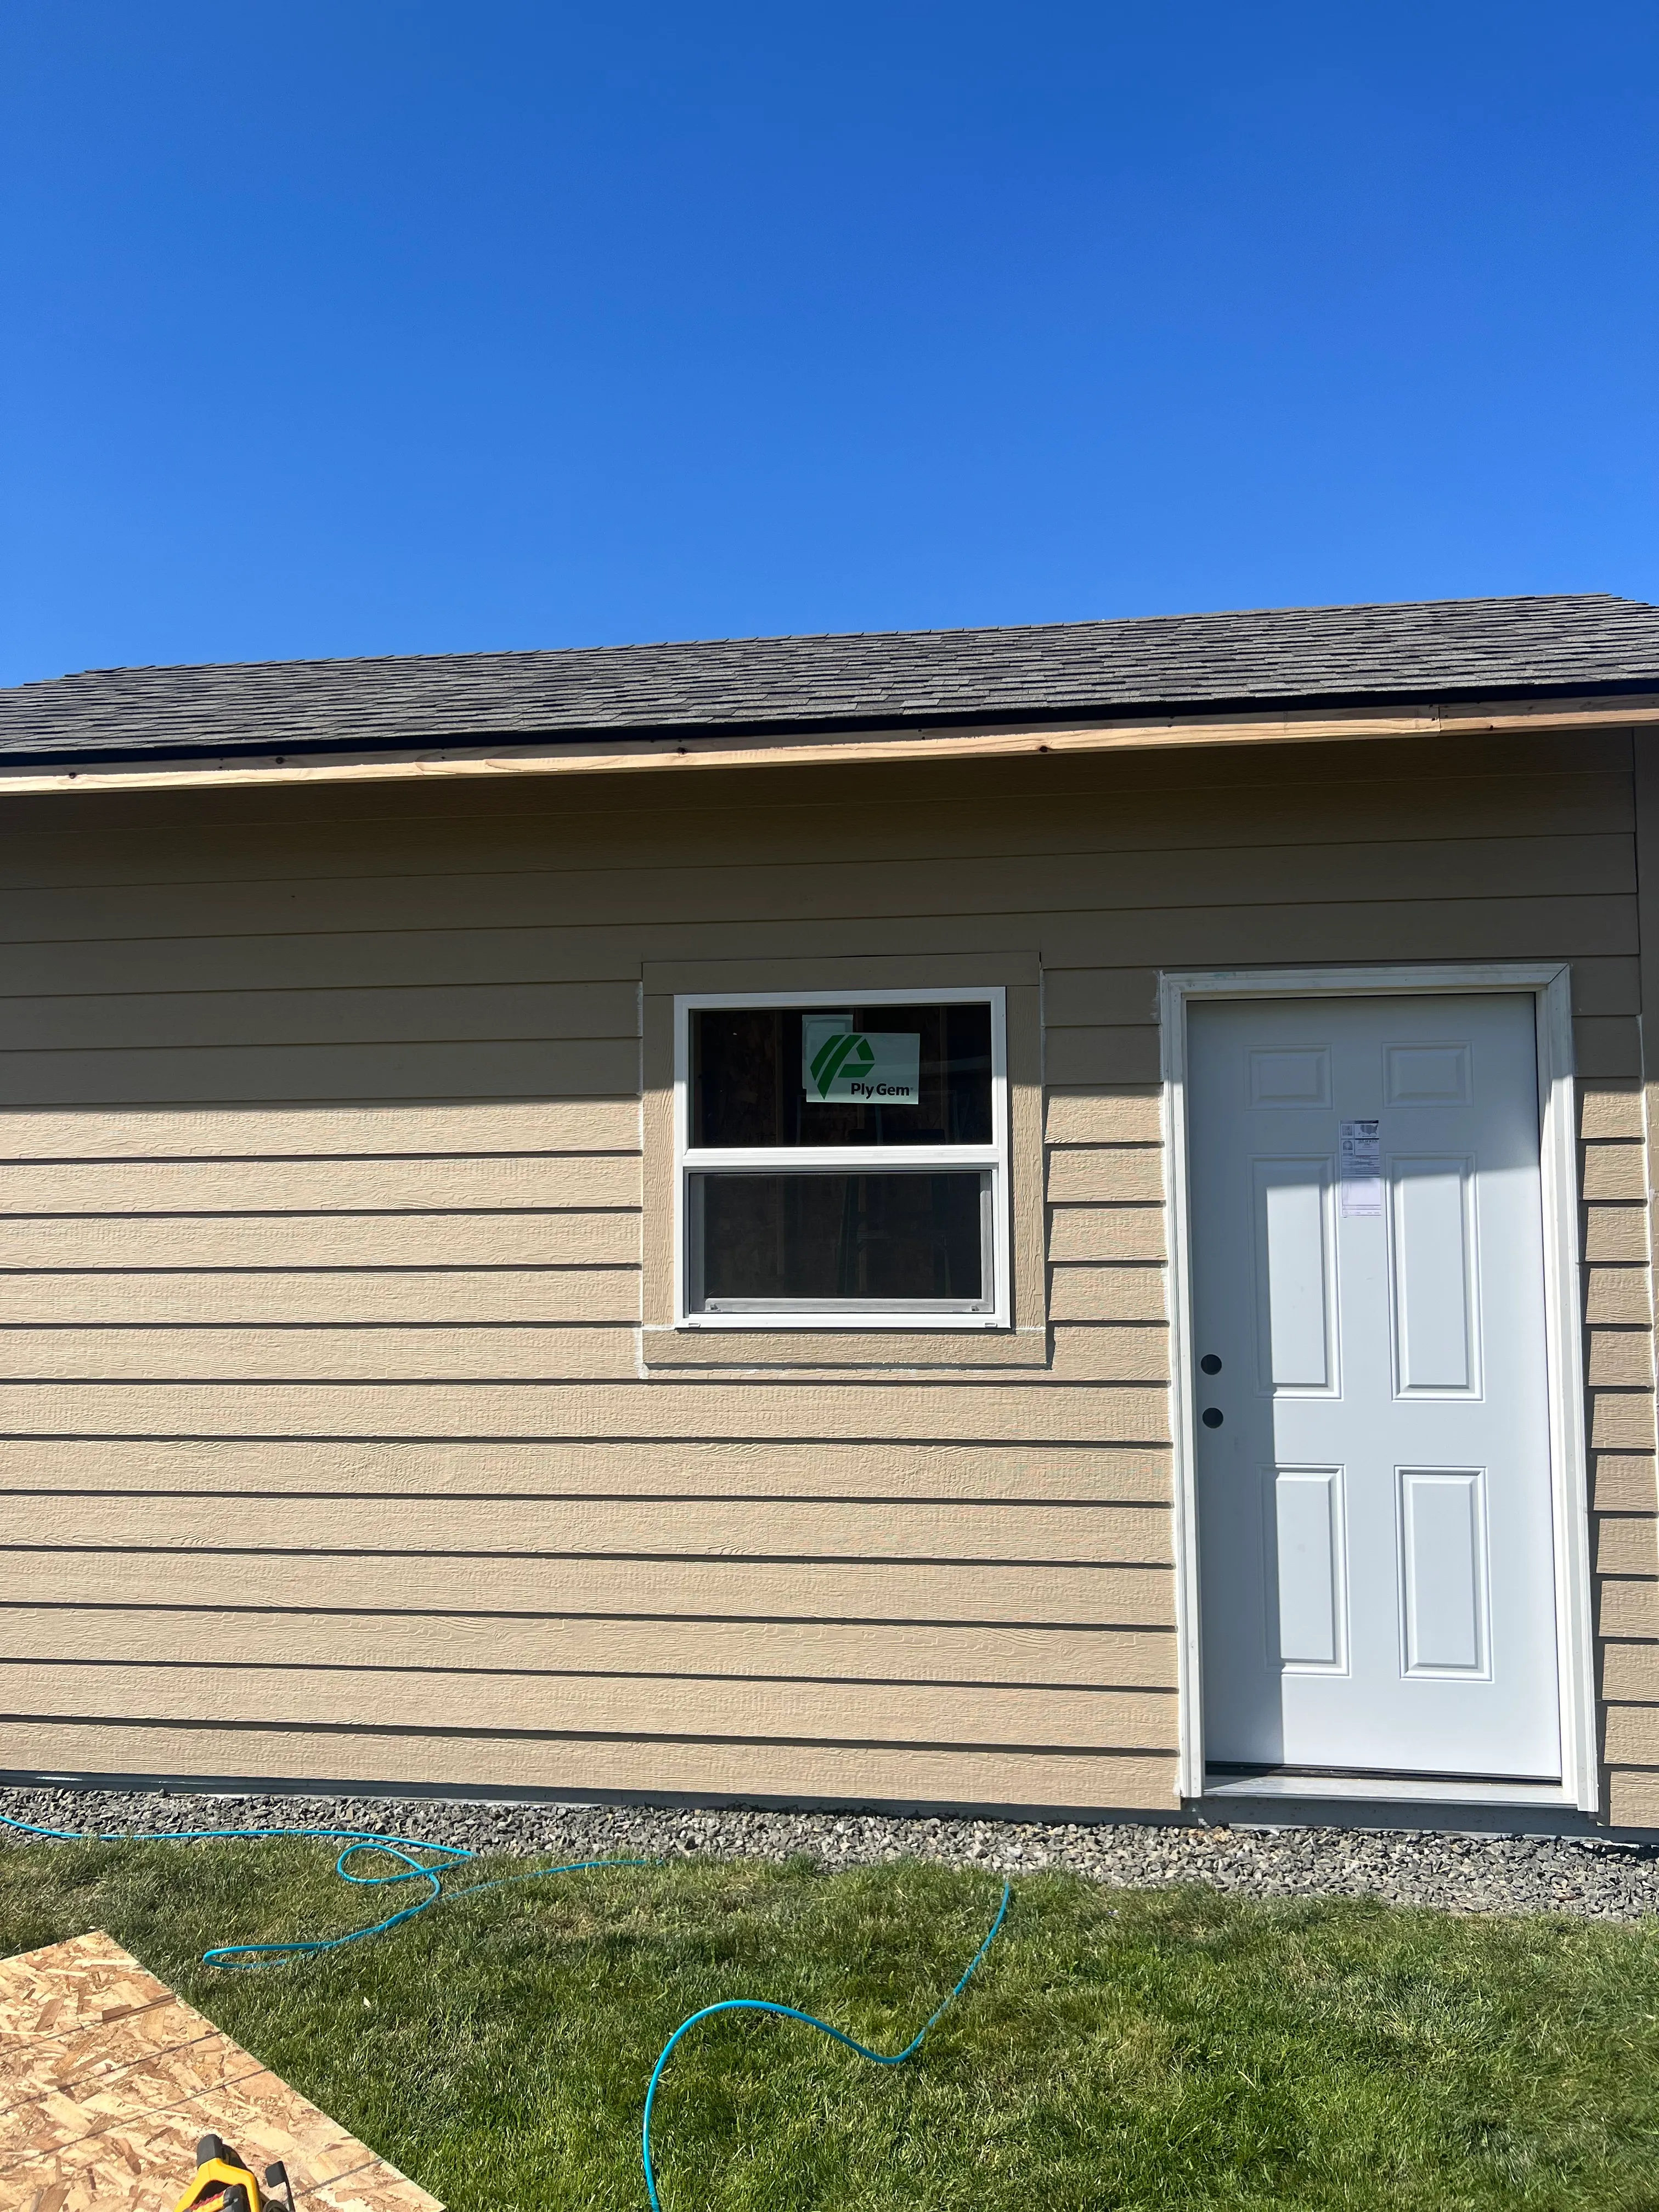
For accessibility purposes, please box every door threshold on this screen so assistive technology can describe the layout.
[1203,1770,1572,1807]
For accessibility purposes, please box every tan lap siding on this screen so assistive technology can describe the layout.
[0,729,1642,1814]
[1588,1095,1659,1830]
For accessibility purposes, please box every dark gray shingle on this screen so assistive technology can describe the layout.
[2,593,1656,768]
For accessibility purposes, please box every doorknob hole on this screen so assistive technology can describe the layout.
[1201,1407,1224,1429]
[1200,1353,1222,1375]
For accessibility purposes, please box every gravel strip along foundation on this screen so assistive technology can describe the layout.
[1,1786,1657,1921]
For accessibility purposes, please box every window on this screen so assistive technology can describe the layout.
[675,988,1009,1327]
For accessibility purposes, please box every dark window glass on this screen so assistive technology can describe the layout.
[691,1003,992,1148]
[692,1172,988,1307]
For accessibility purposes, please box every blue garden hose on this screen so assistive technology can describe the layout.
[0,1809,1011,2205]
[641,1876,1011,2211]
[0,1809,647,1965]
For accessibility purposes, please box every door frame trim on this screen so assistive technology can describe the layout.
[1159,962,1596,1812]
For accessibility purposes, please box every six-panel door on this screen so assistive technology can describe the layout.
[1187,994,1562,1781]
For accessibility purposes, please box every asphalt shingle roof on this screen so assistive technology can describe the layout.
[2,593,1656,768]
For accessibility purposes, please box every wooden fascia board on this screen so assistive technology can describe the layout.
[1,689,1656,797]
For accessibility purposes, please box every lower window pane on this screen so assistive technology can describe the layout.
[693,1172,989,1310]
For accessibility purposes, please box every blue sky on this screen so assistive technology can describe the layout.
[3,3,1656,684]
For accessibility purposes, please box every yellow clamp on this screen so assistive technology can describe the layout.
[171,2133,294,2212]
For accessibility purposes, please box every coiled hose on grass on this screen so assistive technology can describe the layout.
[0,1807,1010,2207]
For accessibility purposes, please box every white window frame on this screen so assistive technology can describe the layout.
[674,986,1011,1330]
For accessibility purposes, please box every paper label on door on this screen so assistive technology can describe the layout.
[1339,1118,1382,1217]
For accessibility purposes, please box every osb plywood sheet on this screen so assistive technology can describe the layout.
[0,1931,442,2212]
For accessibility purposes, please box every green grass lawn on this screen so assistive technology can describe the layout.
[4,1837,1659,2210]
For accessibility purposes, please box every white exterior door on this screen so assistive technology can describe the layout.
[1187,993,1562,1781]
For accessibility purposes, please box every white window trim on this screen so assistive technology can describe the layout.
[1160,962,1597,1815]
[674,985,1011,1330]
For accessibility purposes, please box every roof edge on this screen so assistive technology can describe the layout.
[4,688,1656,799]
[3,670,1658,775]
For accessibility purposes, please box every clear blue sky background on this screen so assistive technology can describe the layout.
[3,3,1656,685]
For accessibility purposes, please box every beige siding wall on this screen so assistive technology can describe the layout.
[0,725,1649,1818]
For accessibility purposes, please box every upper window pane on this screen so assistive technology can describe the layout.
[691,1003,993,1148]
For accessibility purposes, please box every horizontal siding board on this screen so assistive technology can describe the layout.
[0,1662,1179,1751]
[0,1212,639,1269]
[0,1552,1178,1627]
[1585,1269,1653,1326]
[1596,1516,1659,1578]
[6,898,1637,1005]
[1046,1147,1164,1203]
[1015,894,1641,967]
[0,1437,1177,1505]
[0,1039,641,1107]
[1573,1018,1644,1080]
[1592,1393,1658,1452]
[1046,1326,1170,1384]
[0,1719,1181,1812]
[3,896,1635,985]
[0,1609,1180,1688]
[0,910,1288,999]
[1600,1643,1659,1702]
[0,1330,1173,1391]
[0,1100,639,1157]
[3,927,1026,1000]
[1583,1144,1647,1200]
[1585,1207,1649,1263]
[1045,1029,1163,1086]
[0,982,638,1053]
[1605,1771,1659,1830]
[1040,971,1160,1028]
[1567,956,1644,1017]
[0,1380,1176,1441]
[0,1494,1173,1565]
[1,927,645,997]
[1047,1266,1167,1323]
[1593,1455,1658,1514]
[1589,1333,1656,1389]
[0,1325,645,1383]
[1043,1090,1162,1146]
[1049,1207,1166,1262]
[0,1270,642,1327]
[6,907,1637,1017]
[1600,1704,1659,1768]
[4,769,1633,890]
[1581,1086,1645,1141]
[0,1156,639,1215]
[1599,1578,1659,1639]
[0,836,1634,945]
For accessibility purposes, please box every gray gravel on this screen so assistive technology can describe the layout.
[2,1786,1657,1921]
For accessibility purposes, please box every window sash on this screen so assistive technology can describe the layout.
[673,986,1012,1330]
[686,1167,997,1316]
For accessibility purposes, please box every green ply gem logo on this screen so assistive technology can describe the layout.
[809,1030,876,1098]
[801,1018,921,1104]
